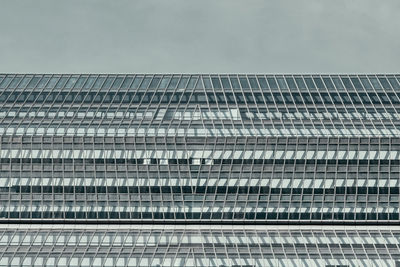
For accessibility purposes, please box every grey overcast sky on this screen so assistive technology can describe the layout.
[0,0,399,74]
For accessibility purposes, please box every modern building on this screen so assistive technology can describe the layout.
[0,74,400,266]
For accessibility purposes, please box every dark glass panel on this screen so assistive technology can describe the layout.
[313,77,325,89]
[248,77,259,89]
[294,77,307,89]
[388,77,400,89]
[130,76,143,89]
[92,77,106,89]
[304,77,316,89]
[187,76,197,89]
[177,76,189,89]
[202,76,212,89]
[139,77,152,89]
[341,77,354,89]
[369,77,382,89]
[74,76,87,88]
[211,77,222,89]
[267,77,278,89]
[285,77,296,90]
[55,77,68,89]
[276,77,287,89]
[331,77,344,89]
[360,77,373,90]
[239,77,250,89]
[111,77,124,89]
[350,77,363,89]
[257,76,268,89]
[226,76,238,89]
[322,77,335,89]
[378,77,392,89]
[26,76,41,89]
[148,77,161,89]
[167,77,179,89]
[220,77,231,89]
[158,76,170,89]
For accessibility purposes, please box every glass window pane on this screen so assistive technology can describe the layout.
[0,76,12,88]
[267,77,278,89]
[139,77,152,89]
[158,76,170,89]
[9,77,22,88]
[167,77,179,89]
[187,76,197,89]
[341,77,353,89]
[276,77,287,89]
[304,77,316,89]
[388,77,400,89]
[55,77,68,88]
[18,76,31,88]
[211,77,222,89]
[27,76,41,89]
[130,76,143,89]
[92,77,106,89]
[83,76,96,89]
[239,77,250,89]
[257,76,268,89]
[120,76,133,88]
[322,77,335,89]
[220,77,231,89]
[148,77,161,89]
[111,77,124,89]
[74,77,87,88]
[46,77,59,89]
[248,77,259,89]
[229,77,240,89]
[350,77,363,89]
[202,76,212,89]
[360,77,372,90]
[331,77,344,89]
[65,76,78,89]
[285,77,296,90]
[378,77,391,89]
[368,77,382,89]
[313,77,325,89]
[294,77,306,89]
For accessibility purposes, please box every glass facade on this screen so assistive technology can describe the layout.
[1,74,400,265]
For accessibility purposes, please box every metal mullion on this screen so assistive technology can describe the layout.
[349,81,372,133]
[274,77,294,132]
[250,76,268,133]
[81,75,106,136]
[202,137,217,222]
[238,76,256,132]
[159,74,179,139]
[122,139,132,220]
[325,76,348,134]
[340,75,362,131]
[59,75,88,135]
[112,76,132,136]
[291,76,310,133]
[362,82,386,133]
[224,76,242,136]
[377,77,399,130]
[137,75,158,136]
[123,75,144,136]
[240,138,249,222]
[97,76,119,137]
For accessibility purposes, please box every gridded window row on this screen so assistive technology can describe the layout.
[2,90,400,107]
[0,211,399,221]
[0,74,399,91]
[3,185,400,195]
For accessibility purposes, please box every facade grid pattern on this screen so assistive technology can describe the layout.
[1,73,400,266]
